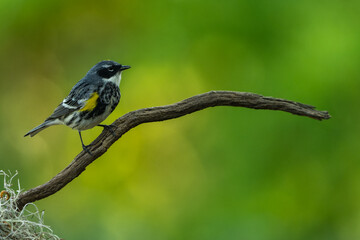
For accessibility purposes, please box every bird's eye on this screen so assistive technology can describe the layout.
[108,67,114,72]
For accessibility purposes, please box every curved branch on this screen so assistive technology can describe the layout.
[16,91,330,209]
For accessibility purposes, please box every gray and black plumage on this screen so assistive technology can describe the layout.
[24,60,131,154]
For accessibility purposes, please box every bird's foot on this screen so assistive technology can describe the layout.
[98,124,117,137]
[82,144,93,156]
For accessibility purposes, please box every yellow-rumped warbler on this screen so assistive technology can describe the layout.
[24,60,130,154]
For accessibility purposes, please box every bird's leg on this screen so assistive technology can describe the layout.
[78,131,92,156]
[98,124,117,137]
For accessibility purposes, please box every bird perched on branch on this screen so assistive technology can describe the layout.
[24,60,131,154]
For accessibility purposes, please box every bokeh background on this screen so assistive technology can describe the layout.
[0,0,359,239]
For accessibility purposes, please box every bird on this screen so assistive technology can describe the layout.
[24,60,131,155]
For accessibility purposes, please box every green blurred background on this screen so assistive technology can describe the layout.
[0,0,359,239]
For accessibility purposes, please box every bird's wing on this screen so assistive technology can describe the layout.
[46,99,82,121]
[46,81,98,121]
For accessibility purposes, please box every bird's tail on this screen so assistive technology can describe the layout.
[24,121,57,137]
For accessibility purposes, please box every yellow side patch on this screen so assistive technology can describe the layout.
[79,92,99,112]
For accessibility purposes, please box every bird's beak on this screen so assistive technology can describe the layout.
[120,65,131,71]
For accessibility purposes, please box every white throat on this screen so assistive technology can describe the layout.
[104,72,122,86]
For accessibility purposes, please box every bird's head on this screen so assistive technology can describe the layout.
[87,60,131,85]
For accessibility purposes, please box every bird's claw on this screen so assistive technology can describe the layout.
[82,144,93,156]
[98,124,117,137]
